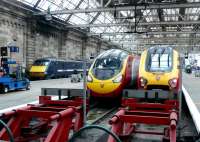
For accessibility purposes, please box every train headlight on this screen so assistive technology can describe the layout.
[169,78,178,88]
[112,74,123,83]
[87,75,93,82]
[139,77,148,87]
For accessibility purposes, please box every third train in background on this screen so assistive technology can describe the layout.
[29,57,91,80]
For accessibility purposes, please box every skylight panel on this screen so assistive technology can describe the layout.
[146,17,153,22]
[105,28,115,33]
[90,27,104,33]
[163,9,179,21]
[59,14,70,20]
[67,0,83,7]
[142,9,158,22]
[69,14,87,25]
[187,0,200,2]
[37,0,52,10]
[18,0,37,6]
[166,34,176,37]
[79,1,88,9]
[186,8,200,20]
[80,0,96,8]
[166,27,177,31]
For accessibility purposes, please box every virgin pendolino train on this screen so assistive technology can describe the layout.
[87,49,140,99]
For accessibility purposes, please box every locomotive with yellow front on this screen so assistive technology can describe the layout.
[138,46,181,95]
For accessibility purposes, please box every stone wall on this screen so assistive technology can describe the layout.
[0,0,112,68]
[0,11,26,65]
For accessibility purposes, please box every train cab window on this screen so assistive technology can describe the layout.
[92,49,128,80]
[33,60,50,66]
[147,47,172,72]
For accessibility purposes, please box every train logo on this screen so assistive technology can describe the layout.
[100,82,104,88]
[156,75,161,81]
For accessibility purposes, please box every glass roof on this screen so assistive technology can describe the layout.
[18,0,127,46]
[17,0,200,50]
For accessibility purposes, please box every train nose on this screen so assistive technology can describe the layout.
[87,80,121,94]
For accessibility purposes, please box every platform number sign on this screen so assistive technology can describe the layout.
[1,47,8,56]
[10,46,19,53]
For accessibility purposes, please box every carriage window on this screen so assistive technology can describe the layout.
[147,51,172,72]
[95,58,120,69]
[33,60,50,66]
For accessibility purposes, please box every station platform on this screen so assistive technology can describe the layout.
[183,72,200,134]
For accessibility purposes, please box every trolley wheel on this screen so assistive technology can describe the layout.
[3,86,9,93]
[26,84,30,90]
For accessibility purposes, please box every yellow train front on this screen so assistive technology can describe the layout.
[87,49,136,99]
[29,58,50,79]
[138,46,181,94]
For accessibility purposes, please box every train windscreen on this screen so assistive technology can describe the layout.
[146,47,173,72]
[33,60,50,66]
[92,49,128,80]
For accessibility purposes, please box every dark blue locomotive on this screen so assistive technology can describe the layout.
[29,58,90,79]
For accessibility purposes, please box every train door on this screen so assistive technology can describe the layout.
[56,61,60,78]
[67,61,73,76]
[131,56,140,88]
[64,61,69,77]
[77,62,83,73]
[61,61,65,77]
[73,62,79,74]
[58,61,64,77]
[56,61,62,78]
[47,61,56,78]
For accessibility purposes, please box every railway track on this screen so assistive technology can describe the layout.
[90,107,118,125]
[87,106,118,125]
[68,106,119,142]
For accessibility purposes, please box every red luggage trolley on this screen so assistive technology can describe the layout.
[108,90,180,142]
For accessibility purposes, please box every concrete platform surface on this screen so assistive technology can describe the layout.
[0,78,83,110]
[183,72,200,112]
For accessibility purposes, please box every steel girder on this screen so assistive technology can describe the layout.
[33,0,41,8]
[65,0,85,22]
[89,31,200,36]
[66,20,200,28]
[34,2,200,15]
[122,43,199,46]
[104,37,200,41]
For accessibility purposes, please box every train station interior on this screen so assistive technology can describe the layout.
[0,0,200,142]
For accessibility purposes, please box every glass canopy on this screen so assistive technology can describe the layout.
[17,0,200,50]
